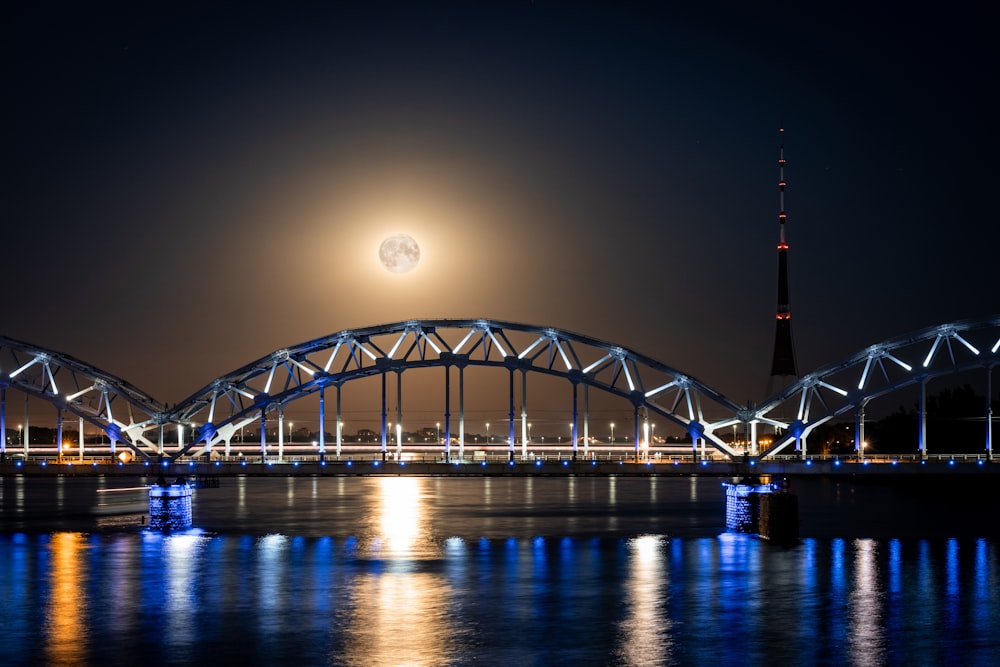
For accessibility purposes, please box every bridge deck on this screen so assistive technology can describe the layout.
[3,458,997,478]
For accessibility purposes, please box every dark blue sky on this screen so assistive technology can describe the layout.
[7,1,995,405]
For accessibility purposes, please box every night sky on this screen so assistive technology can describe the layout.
[8,2,995,408]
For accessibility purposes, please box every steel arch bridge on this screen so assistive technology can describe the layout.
[756,316,1000,459]
[1,316,997,463]
[0,335,167,455]
[165,319,744,462]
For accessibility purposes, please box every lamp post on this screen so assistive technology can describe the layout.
[289,421,293,444]
[486,422,490,443]
[610,422,615,446]
[528,423,532,443]
[436,422,441,443]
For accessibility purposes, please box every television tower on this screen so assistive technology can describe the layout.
[768,128,798,394]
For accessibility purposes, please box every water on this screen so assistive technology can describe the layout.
[1,475,998,665]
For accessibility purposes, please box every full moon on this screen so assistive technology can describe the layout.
[378,234,421,274]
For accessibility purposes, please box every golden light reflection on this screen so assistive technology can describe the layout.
[44,532,89,666]
[339,477,457,666]
[339,572,456,667]
[616,535,672,665]
[372,477,425,558]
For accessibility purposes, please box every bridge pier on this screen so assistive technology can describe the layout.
[723,478,798,543]
[148,476,192,532]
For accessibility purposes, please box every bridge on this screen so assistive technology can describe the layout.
[1,316,997,468]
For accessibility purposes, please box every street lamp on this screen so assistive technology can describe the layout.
[289,422,293,443]
[486,422,490,443]
[436,422,441,443]
[528,423,532,443]
[610,422,615,445]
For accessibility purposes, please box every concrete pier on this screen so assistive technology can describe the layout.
[148,477,193,531]
[723,478,799,542]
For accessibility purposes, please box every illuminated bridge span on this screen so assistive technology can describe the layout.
[1,317,997,465]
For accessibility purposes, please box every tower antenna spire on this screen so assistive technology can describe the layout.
[768,127,798,393]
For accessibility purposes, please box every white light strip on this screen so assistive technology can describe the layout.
[622,363,636,392]
[208,393,217,422]
[453,329,477,354]
[487,331,508,357]
[858,357,873,390]
[357,342,378,361]
[9,357,39,378]
[885,353,912,372]
[323,341,343,372]
[645,380,678,398]
[291,359,316,376]
[387,331,408,359]
[954,333,980,355]
[263,365,277,394]
[818,380,849,397]
[555,341,573,370]
[517,336,546,360]
[66,385,96,401]
[798,388,808,420]
[420,332,442,354]
[922,336,943,368]
[233,387,256,400]
[45,364,59,395]
[993,337,1000,354]
[583,353,612,374]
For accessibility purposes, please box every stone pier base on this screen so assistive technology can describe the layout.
[148,477,192,531]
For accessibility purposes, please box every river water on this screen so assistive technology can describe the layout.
[1,474,997,665]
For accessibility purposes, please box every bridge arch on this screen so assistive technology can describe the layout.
[0,335,166,458]
[756,316,999,459]
[166,319,745,463]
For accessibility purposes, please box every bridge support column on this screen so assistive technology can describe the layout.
[459,366,465,461]
[520,371,528,461]
[750,420,758,457]
[0,387,5,455]
[571,382,578,461]
[56,408,63,459]
[380,374,387,462]
[24,392,30,456]
[336,384,342,460]
[855,403,866,460]
[318,387,325,461]
[277,407,285,462]
[583,384,590,460]
[259,409,267,462]
[158,424,165,456]
[443,366,451,463]
[508,369,515,462]
[396,372,403,461]
[986,366,993,460]
[79,416,84,462]
[633,405,640,463]
[919,378,928,460]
